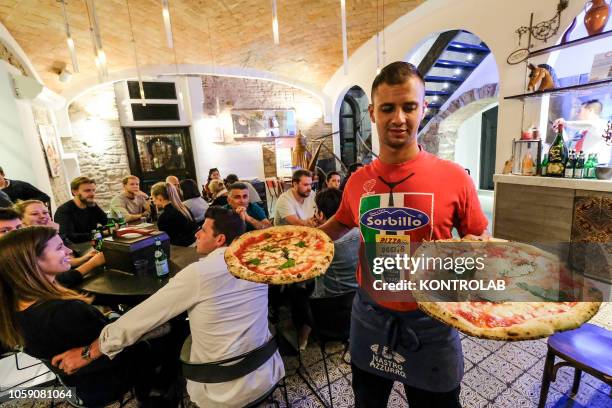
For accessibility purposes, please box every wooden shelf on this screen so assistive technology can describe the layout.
[528,30,612,57]
[503,78,612,100]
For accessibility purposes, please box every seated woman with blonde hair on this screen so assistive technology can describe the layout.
[0,227,171,406]
[151,182,198,246]
[13,200,105,288]
[208,179,229,207]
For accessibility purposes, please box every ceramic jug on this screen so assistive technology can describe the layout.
[584,0,610,35]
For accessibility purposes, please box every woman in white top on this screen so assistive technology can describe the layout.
[180,179,209,224]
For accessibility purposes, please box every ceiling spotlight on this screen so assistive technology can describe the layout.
[454,68,462,76]
[432,95,439,102]
[467,53,474,61]
[443,82,449,89]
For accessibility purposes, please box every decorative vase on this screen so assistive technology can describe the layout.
[584,0,610,36]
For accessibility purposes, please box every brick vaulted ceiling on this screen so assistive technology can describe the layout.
[0,0,424,94]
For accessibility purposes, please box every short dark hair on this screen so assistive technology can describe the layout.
[371,62,424,102]
[70,176,95,191]
[0,207,20,221]
[0,167,4,176]
[292,169,312,184]
[326,171,340,182]
[315,188,343,220]
[582,99,603,115]
[204,206,245,245]
[180,179,201,200]
[224,174,239,185]
[228,182,248,192]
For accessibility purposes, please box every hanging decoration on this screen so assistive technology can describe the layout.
[58,0,78,73]
[161,0,174,49]
[514,0,569,45]
[340,0,348,75]
[272,0,280,45]
[85,0,107,81]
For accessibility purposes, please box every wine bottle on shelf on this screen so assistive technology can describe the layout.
[574,151,585,179]
[564,150,576,178]
[540,154,548,176]
[546,123,567,177]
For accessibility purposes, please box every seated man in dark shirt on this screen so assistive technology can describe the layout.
[224,182,270,232]
[0,166,51,206]
[54,177,107,243]
[0,190,12,207]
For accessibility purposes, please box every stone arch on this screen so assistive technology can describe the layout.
[419,83,499,159]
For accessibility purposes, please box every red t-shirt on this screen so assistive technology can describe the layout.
[335,148,488,311]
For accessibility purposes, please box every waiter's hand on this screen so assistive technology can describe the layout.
[52,348,91,375]
[462,231,491,241]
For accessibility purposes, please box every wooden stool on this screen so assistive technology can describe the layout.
[538,323,612,408]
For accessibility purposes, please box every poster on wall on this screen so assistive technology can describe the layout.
[589,51,612,82]
[231,109,296,138]
[38,124,61,178]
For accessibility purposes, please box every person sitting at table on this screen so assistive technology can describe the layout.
[13,200,106,288]
[54,177,107,244]
[151,182,198,246]
[0,226,176,406]
[165,175,183,199]
[110,175,151,223]
[52,206,285,408]
[180,179,208,224]
[225,182,271,232]
[203,168,221,200]
[0,190,12,207]
[0,207,23,236]
[224,174,263,205]
[312,188,359,297]
[208,179,228,207]
[273,169,318,227]
[0,166,51,208]
[325,171,342,190]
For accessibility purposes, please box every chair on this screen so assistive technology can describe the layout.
[40,359,132,408]
[0,350,53,393]
[537,323,612,408]
[298,291,355,408]
[180,335,289,407]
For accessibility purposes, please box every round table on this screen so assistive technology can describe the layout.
[78,245,200,306]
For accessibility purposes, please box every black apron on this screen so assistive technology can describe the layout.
[350,289,464,392]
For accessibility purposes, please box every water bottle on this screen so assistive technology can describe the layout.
[154,239,169,277]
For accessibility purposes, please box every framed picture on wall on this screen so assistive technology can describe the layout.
[38,124,61,178]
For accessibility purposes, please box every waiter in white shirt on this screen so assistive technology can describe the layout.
[52,206,284,408]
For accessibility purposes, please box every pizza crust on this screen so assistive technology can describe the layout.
[225,226,335,285]
[418,301,601,341]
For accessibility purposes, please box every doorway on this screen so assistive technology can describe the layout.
[122,127,197,193]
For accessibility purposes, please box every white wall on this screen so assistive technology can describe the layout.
[185,77,265,185]
[0,61,56,208]
[323,0,586,173]
[454,103,498,187]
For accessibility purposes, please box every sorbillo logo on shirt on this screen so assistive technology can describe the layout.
[360,207,430,232]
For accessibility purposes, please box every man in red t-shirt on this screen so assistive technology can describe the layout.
[320,62,488,408]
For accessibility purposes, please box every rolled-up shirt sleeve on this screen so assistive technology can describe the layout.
[99,264,200,358]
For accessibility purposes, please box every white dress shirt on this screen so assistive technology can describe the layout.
[99,247,284,407]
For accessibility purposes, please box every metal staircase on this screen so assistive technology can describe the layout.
[417,30,491,131]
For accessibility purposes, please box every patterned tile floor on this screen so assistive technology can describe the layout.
[2,303,611,408]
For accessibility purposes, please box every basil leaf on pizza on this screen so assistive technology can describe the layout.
[225,226,335,284]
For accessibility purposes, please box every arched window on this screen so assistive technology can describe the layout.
[339,95,358,165]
